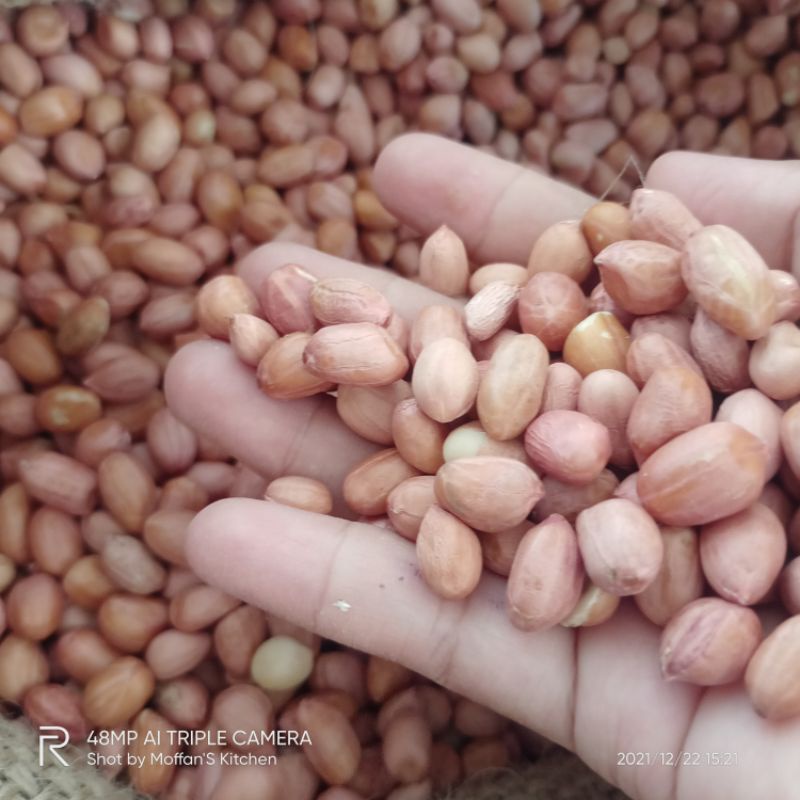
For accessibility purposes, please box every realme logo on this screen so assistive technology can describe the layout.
[39,726,70,767]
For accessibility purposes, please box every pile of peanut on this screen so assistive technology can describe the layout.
[217,189,800,726]
[1,0,800,798]
[0,2,566,799]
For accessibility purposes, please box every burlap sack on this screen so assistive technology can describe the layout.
[0,714,146,800]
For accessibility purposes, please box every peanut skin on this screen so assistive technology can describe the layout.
[682,225,776,341]
[638,422,768,527]
[434,456,543,533]
[477,333,548,441]
[304,322,409,386]
[661,598,762,686]
[506,515,584,631]
[416,505,482,600]
[524,410,612,485]
[745,615,800,720]
[576,498,663,596]
[412,337,479,423]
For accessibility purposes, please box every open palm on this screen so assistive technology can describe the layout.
[165,134,800,800]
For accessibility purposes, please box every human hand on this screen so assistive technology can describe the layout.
[165,134,800,800]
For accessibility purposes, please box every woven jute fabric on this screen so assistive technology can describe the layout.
[0,715,145,800]
[443,750,629,800]
[0,713,628,800]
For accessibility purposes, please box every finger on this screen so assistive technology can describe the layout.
[373,133,594,265]
[187,499,577,749]
[163,341,376,515]
[187,498,706,800]
[236,241,461,321]
[675,688,800,800]
[646,152,800,270]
